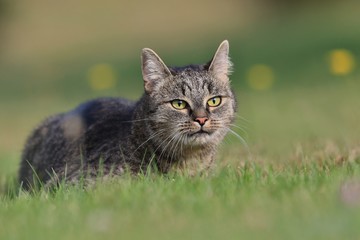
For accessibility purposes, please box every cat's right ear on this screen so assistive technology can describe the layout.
[208,40,232,83]
[141,48,172,93]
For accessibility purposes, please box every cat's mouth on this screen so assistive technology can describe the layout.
[186,129,214,145]
[190,129,211,136]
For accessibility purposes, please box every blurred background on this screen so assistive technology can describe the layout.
[0,0,359,175]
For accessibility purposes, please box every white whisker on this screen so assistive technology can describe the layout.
[152,131,179,161]
[131,129,166,157]
[226,128,249,148]
[229,124,249,137]
[120,118,152,123]
[235,114,251,123]
[158,132,181,162]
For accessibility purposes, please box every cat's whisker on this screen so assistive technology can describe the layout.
[212,119,249,136]
[169,132,185,164]
[160,134,177,160]
[225,128,249,149]
[152,130,179,157]
[131,129,166,157]
[229,124,248,135]
[175,133,187,161]
[120,118,152,123]
[234,114,251,123]
[156,131,182,167]
[179,134,185,156]
[218,137,231,154]
[234,123,250,131]
[163,133,182,161]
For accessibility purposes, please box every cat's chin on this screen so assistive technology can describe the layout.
[186,131,214,145]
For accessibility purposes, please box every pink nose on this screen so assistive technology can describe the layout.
[195,117,208,126]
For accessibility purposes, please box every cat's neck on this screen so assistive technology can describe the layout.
[157,144,216,174]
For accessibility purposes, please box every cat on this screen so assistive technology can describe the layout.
[18,40,237,190]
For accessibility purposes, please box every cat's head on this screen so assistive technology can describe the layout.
[140,40,236,148]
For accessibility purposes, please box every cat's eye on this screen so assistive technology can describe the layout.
[207,96,222,107]
[171,99,188,110]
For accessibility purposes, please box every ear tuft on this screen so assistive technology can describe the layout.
[208,40,233,82]
[141,48,171,93]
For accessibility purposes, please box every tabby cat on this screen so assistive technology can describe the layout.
[19,40,237,189]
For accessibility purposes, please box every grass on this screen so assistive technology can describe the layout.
[1,158,360,239]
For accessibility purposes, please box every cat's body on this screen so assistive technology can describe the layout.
[19,40,236,189]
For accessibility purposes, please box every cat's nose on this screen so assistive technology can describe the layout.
[195,117,208,126]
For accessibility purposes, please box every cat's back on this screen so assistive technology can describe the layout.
[73,97,136,129]
[19,97,136,187]
[32,97,137,148]
[74,97,136,147]
[56,97,136,141]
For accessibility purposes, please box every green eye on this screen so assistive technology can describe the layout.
[207,96,222,107]
[171,99,188,110]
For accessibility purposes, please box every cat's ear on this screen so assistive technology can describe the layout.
[141,48,172,93]
[208,40,232,82]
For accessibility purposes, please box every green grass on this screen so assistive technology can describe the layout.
[1,159,360,240]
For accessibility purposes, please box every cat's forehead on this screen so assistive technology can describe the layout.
[158,68,230,101]
[173,71,227,94]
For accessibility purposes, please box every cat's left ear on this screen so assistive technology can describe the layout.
[141,48,172,93]
[208,40,233,82]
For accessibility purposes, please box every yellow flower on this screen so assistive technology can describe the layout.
[247,64,274,91]
[88,64,117,90]
[328,49,355,76]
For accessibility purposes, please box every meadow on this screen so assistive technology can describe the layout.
[1,1,360,239]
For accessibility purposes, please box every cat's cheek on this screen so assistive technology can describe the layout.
[210,104,232,117]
